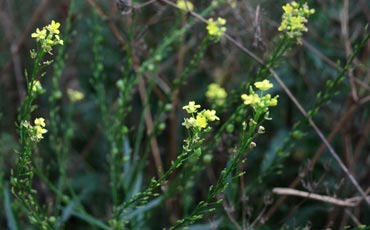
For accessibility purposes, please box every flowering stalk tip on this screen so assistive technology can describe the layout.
[31,20,64,54]
[182,101,219,130]
[22,118,48,142]
[241,79,279,113]
[206,17,227,40]
[278,1,315,43]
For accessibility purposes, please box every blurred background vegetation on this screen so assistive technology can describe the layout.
[0,0,370,229]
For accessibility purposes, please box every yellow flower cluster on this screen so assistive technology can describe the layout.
[176,0,194,11]
[241,79,278,110]
[206,83,227,106]
[182,101,219,130]
[22,118,48,142]
[67,88,85,103]
[254,80,273,91]
[31,20,64,54]
[206,17,227,39]
[278,1,315,43]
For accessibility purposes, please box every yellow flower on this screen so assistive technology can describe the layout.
[269,98,278,106]
[33,117,47,141]
[176,0,194,11]
[182,117,196,129]
[206,83,227,106]
[206,17,227,39]
[254,80,273,91]
[241,94,260,105]
[34,125,48,140]
[195,113,207,128]
[31,28,47,41]
[282,3,294,14]
[202,109,219,121]
[47,20,61,34]
[67,88,85,103]
[264,94,279,107]
[183,101,201,114]
[34,117,46,127]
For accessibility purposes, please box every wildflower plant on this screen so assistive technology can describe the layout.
[182,101,219,155]
[169,81,279,229]
[11,20,64,230]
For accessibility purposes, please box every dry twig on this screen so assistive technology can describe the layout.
[273,187,368,207]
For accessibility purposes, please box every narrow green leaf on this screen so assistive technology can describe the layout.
[71,210,110,230]
[3,183,18,230]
